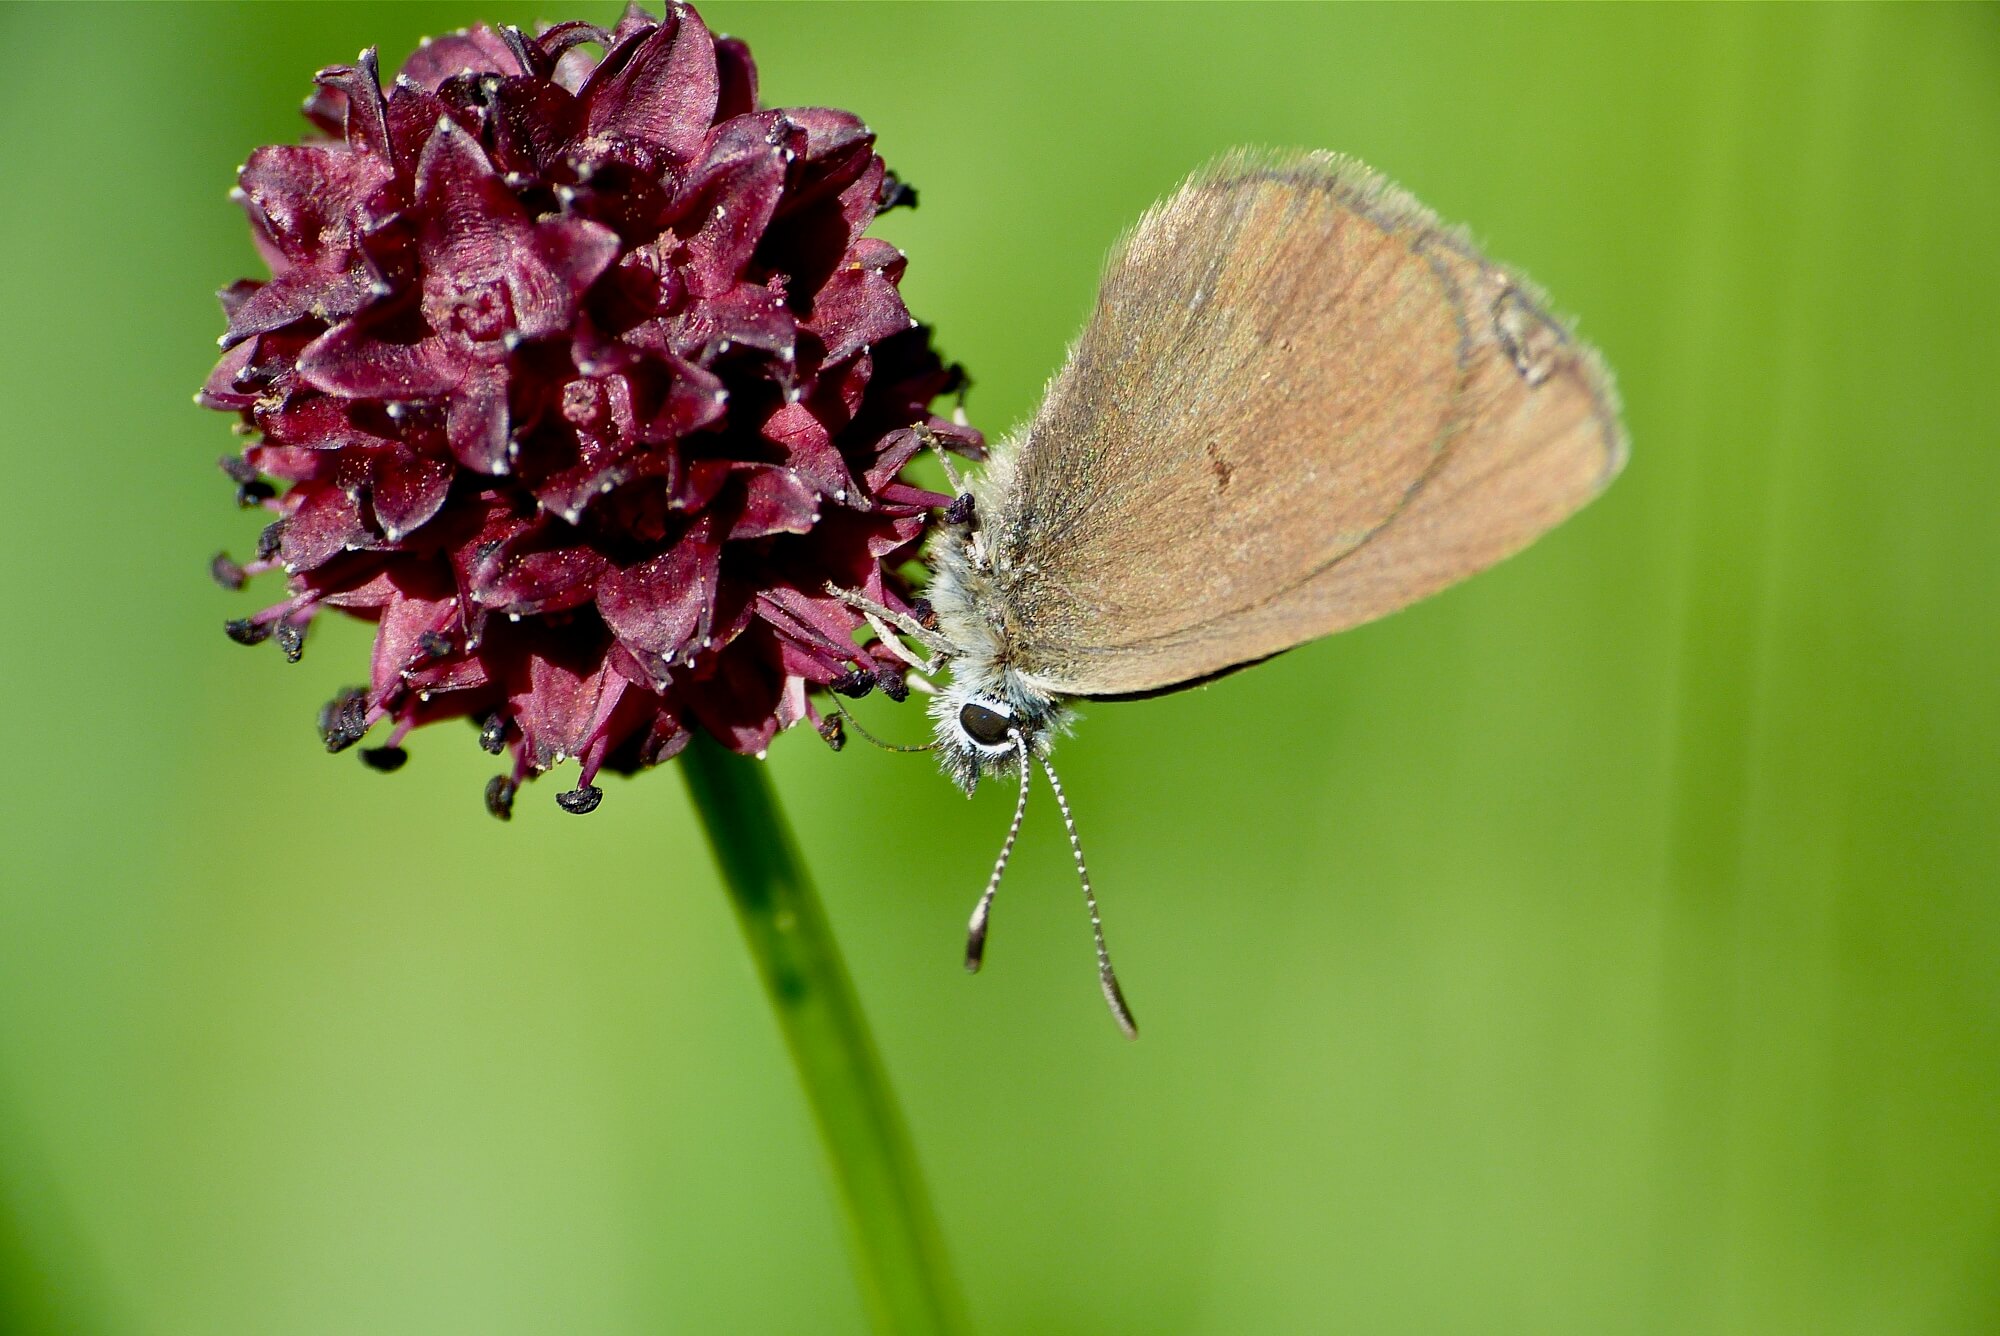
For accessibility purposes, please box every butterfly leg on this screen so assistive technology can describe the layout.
[824,583,953,674]
[915,424,969,497]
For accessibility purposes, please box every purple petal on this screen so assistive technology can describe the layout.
[756,585,865,664]
[684,643,782,756]
[487,75,581,179]
[411,119,530,271]
[445,369,511,473]
[256,390,401,451]
[759,155,885,305]
[246,442,329,485]
[533,215,622,316]
[875,481,951,511]
[634,353,727,442]
[596,518,720,672]
[398,26,523,91]
[280,483,367,571]
[382,78,463,186]
[708,282,797,359]
[368,585,459,697]
[372,453,454,540]
[298,306,467,400]
[728,465,819,539]
[319,567,404,610]
[237,145,392,269]
[198,341,261,411]
[533,374,641,519]
[217,279,262,322]
[863,427,924,492]
[225,265,378,345]
[411,122,616,345]
[668,460,727,518]
[471,523,611,615]
[761,401,855,501]
[773,634,846,684]
[772,108,874,202]
[508,635,624,771]
[714,37,759,120]
[314,51,392,162]
[571,310,641,377]
[805,238,914,366]
[607,3,660,47]
[579,9,719,162]
[601,701,690,769]
[676,115,792,297]
[865,511,928,558]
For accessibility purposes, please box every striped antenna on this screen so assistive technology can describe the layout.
[1037,756,1139,1039]
[965,730,1032,971]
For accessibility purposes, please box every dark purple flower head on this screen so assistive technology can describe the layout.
[203,3,979,812]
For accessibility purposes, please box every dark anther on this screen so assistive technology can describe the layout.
[556,783,603,815]
[414,630,453,662]
[877,172,918,213]
[484,774,517,821]
[940,363,972,399]
[218,454,258,485]
[255,520,285,561]
[360,746,409,772]
[944,493,976,527]
[236,480,277,507]
[878,669,909,703]
[209,552,247,591]
[477,711,508,755]
[318,686,370,753]
[274,620,307,663]
[223,617,271,646]
[817,714,846,752]
[829,667,876,698]
[909,598,937,630]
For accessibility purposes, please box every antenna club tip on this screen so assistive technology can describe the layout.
[1105,977,1139,1038]
[965,914,990,971]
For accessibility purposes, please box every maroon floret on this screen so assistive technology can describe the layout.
[203,3,979,812]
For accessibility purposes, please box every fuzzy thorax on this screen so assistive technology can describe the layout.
[923,502,1074,793]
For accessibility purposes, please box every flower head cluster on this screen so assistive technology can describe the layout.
[203,3,977,815]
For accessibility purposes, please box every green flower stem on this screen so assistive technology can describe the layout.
[681,732,967,1336]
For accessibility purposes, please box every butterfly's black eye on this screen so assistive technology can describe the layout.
[958,702,1014,747]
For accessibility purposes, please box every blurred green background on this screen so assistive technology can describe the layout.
[2,3,1996,1332]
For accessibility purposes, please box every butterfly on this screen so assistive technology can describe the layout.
[834,149,1626,1035]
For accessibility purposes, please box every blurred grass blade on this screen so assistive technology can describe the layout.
[681,734,966,1336]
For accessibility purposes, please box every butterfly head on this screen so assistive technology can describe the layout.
[928,671,1070,794]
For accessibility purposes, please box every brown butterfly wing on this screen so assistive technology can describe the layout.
[980,151,1625,697]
